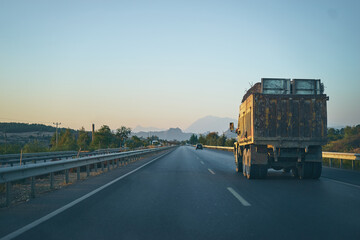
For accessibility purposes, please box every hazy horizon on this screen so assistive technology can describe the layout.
[1,0,360,131]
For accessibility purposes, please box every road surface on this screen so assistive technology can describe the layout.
[1,146,359,239]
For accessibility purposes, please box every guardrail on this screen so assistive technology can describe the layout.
[203,145,360,170]
[0,146,176,207]
[0,148,125,167]
[322,152,360,170]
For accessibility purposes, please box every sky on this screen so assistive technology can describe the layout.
[1,0,360,131]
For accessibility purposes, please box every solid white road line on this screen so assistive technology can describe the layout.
[200,161,204,165]
[227,187,251,206]
[322,177,360,189]
[208,168,215,175]
[0,151,173,240]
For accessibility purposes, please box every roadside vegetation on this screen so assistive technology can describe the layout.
[188,124,360,154]
[0,123,170,154]
[323,125,360,153]
[188,132,235,147]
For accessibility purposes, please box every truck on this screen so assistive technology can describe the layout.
[230,78,329,179]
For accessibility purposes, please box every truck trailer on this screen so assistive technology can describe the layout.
[231,78,329,179]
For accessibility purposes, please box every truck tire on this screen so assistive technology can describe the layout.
[246,164,258,179]
[292,167,299,178]
[235,148,243,173]
[312,162,322,179]
[242,149,248,177]
[258,166,268,178]
[244,149,264,179]
[299,163,313,179]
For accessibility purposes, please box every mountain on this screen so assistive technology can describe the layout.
[185,116,237,134]
[132,128,193,141]
[132,125,166,133]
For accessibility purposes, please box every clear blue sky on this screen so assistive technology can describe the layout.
[1,0,359,131]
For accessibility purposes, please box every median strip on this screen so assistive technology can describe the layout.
[227,187,251,206]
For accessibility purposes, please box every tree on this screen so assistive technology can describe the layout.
[225,138,236,147]
[91,125,114,149]
[217,134,226,146]
[115,126,131,147]
[77,127,91,150]
[206,132,219,146]
[51,129,77,151]
[23,140,48,153]
[189,134,198,145]
[126,136,145,149]
[198,134,206,145]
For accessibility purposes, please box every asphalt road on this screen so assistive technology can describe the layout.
[1,146,360,240]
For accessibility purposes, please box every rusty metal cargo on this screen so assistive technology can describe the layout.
[231,78,329,179]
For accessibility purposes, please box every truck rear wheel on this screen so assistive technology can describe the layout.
[299,163,314,179]
[242,149,248,177]
[235,148,243,173]
[243,148,267,179]
[258,166,268,178]
[292,167,299,178]
[312,162,322,179]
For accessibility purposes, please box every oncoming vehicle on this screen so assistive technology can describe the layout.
[195,144,203,150]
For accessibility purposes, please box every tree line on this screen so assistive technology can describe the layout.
[188,132,236,147]
[0,122,68,133]
[0,125,166,154]
[189,124,360,154]
[324,125,360,153]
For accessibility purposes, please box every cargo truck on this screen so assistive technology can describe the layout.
[230,78,329,179]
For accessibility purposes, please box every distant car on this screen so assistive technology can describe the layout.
[195,144,203,150]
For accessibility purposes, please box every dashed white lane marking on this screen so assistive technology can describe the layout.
[227,187,251,206]
[0,151,172,240]
[200,161,204,165]
[322,177,360,189]
[208,168,215,175]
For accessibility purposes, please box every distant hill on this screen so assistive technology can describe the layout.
[0,122,79,145]
[0,122,57,133]
[132,125,166,133]
[0,122,76,134]
[132,128,193,141]
[185,116,237,134]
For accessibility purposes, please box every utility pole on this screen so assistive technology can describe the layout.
[53,122,61,147]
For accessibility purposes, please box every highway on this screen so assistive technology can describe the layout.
[1,146,360,239]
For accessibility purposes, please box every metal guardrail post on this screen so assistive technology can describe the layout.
[107,161,110,171]
[94,163,98,172]
[65,170,69,184]
[329,158,332,167]
[340,159,343,169]
[86,165,90,177]
[112,160,114,169]
[77,167,80,180]
[116,159,119,168]
[6,182,11,207]
[352,160,355,170]
[50,172,54,189]
[31,177,35,198]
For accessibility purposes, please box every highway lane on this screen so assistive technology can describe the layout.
[2,146,360,240]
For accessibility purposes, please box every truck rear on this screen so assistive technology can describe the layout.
[232,78,328,179]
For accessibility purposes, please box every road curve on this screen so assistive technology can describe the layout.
[1,146,360,240]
